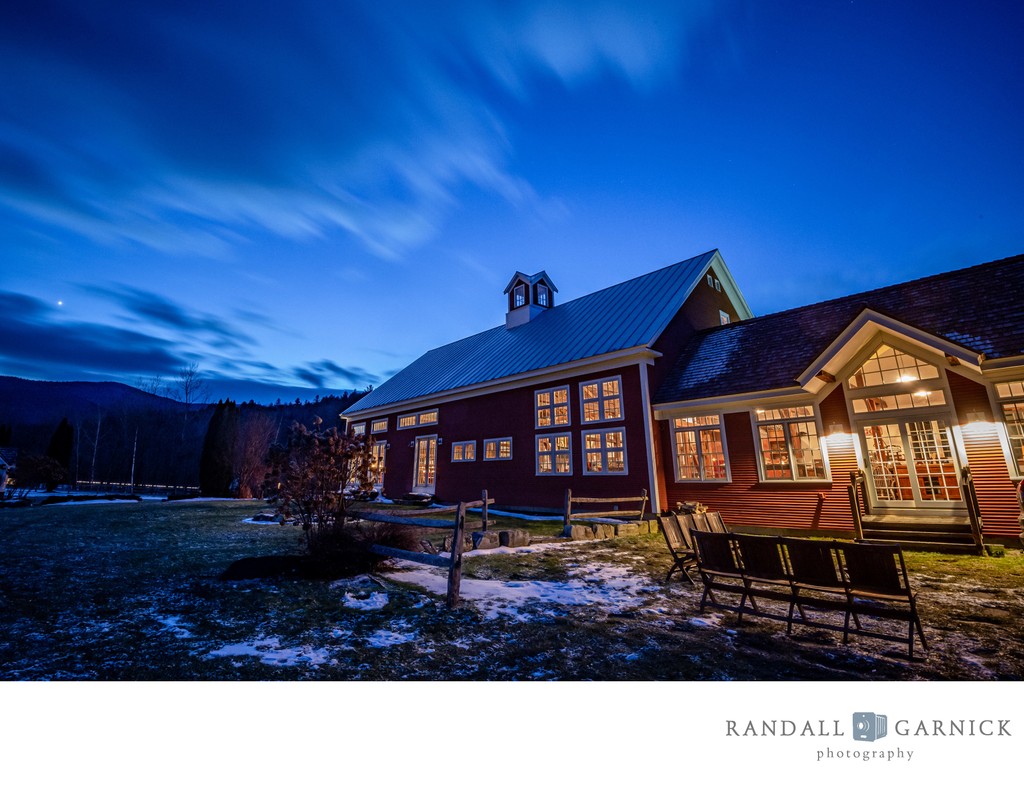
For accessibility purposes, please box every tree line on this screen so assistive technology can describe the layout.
[1,381,368,497]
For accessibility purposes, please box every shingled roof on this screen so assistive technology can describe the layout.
[655,254,1024,404]
[346,250,737,415]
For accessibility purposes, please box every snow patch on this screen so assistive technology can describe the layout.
[207,637,331,666]
[365,630,418,648]
[155,615,192,639]
[385,559,656,621]
[341,592,389,611]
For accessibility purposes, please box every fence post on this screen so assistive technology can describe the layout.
[481,488,489,532]
[563,488,573,530]
[446,501,467,609]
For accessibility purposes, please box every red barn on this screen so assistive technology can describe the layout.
[343,250,751,511]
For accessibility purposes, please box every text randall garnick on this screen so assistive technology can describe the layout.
[726,720,1012,737]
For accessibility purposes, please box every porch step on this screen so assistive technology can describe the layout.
[858,514,982,553]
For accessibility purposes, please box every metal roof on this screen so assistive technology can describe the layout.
[346,250,721,415]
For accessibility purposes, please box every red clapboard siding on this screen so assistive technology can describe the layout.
[948,372,1020,538]
[661,388,859,533]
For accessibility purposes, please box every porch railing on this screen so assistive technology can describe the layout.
[847,470,869,540]
[960,467,985,554]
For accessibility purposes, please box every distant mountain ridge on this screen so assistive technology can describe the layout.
[0,376,179,425]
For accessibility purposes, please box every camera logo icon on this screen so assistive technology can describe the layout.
[852,712,888,742]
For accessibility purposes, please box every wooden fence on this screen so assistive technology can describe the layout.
[563,488,648,529]
[361,490,494,609]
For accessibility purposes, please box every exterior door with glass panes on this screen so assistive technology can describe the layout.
[412,435,437,494]
[859,418,963,508]
[847,343,965,510]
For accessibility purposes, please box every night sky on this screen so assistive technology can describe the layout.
[2,1,1022,403]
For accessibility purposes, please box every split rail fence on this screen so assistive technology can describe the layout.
[563,488,648,529]
[360,490,494,609]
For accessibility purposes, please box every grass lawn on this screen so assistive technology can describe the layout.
[1,500,1022,680]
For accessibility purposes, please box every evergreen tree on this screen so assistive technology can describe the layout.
[46,417,74,476]
[199,400,239,497]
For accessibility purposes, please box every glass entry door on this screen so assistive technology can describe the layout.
[412,435,437,494]
[860,419,962,508]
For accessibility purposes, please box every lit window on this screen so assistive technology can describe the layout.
[672,415,729,481]
[451,441,476,462]
[582,428,627,475]
[719,310,731,325]
[484,437,512,461]
[371,419,388,433]
[535,385,570,428]
[370,442,386,485]
[580,376,623,423]
[848,344,941,389]
[537,283,550,307]
[851,390,947,413]
[754,407,828,480]
[996,381,1024,475]
[536,433,572,475]
[513,284,526,309]
[351,422,366,436]
[397,409,439,429]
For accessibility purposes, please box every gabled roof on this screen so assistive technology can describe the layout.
[655,254,1024,405]
[346,249,735,415]
[503,270,558,294]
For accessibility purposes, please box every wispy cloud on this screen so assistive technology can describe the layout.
[81,284,256,350]
[0,1,713,260]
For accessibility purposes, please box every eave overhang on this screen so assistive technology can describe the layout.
[344,345,662,420]
[795,309,986,395]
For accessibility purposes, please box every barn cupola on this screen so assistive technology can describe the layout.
[503,271,557,328]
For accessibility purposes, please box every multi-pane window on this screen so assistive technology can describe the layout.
[996,381,1024,475]
[754,407,828,480]
[851,390,947,413]
[369,442,387,485]
[397,409,439,429]
[535,386,570,428]
[582,429,627,475]
[536,434,572,475]
[537,284,550,307]
[371,418,388,433]
[672,415,728,481]
[719,310,731,325]
[513,284,526,308]
[581,376,623,423]
[484,437,512,461]
[351,422,366,436]
[451,441,476,462]
[847,344,941,389]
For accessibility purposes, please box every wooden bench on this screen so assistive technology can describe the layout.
[688,531,927,658]
[657,514,697,584]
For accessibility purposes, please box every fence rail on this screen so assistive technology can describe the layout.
[563,488,648,529]
[361,490,494,609]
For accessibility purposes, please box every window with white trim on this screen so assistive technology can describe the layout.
[719,310,731,325]
[847,344,940,389]
[536,433,572,475]
[754,407,828,480]
[484,437,512,461]
[513,284,526,308]
[351,422,366,436]
[996,381,1024,476]
[371,418,388,434]
[672,415,729,481]
[582,428,627,475]
[535,385,570,428]
[451,441,476,462]
[370,442,386,485]
[537,283,550,307]
[580,376,623,423]
[397,409,439,429]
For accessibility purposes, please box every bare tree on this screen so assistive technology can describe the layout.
[173,362,210,410]
[234,412,277,499]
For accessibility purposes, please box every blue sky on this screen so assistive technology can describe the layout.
[2,1,1021,403]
